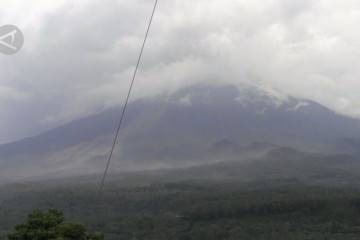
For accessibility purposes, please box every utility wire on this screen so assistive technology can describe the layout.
[99,0,159,194]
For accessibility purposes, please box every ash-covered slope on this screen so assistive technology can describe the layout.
[0,84,360,181]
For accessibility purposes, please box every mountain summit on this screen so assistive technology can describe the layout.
[0,84,359,182]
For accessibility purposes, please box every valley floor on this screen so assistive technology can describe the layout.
[2,178,360,240]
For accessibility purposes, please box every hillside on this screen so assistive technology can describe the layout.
[0,84,360,182]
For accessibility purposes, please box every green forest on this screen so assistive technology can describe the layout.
[2,178,360,240]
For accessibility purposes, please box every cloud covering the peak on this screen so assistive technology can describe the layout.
[1,0,360,143]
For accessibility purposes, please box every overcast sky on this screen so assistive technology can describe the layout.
[1,0,360,143]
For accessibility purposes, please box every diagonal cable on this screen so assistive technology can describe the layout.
[99,0,159,193]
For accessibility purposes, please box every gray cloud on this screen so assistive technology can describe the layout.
[0,0,360,143]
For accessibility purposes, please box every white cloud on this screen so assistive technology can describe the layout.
[287,101,309,112]
[1,0,360,142]
[0,86,30,101]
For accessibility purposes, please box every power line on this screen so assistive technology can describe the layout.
[99,0,159,194]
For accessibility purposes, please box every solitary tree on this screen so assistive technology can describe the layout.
[7,209,103,240]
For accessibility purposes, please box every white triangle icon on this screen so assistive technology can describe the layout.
[0,30,17,51]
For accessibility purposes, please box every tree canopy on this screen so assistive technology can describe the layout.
[7,209,103,240]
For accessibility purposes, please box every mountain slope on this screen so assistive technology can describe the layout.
[0,84,360,181]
